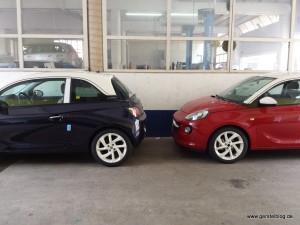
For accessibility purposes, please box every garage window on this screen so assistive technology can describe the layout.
[103,0,299,72]
[0,0,87,70]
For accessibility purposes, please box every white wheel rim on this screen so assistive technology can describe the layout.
[96,133,127,164]
[214,131,244,161]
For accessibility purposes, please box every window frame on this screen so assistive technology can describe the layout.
[0,0,89,71]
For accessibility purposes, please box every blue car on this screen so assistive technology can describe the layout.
[0,72,146,166]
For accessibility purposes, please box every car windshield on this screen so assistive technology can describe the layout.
[217,76,276,104]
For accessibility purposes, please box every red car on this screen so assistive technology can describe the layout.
[173,74,300,163]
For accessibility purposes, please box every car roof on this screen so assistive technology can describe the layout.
[0,72,116,95]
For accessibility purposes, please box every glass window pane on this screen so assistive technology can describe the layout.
[108,40,166,70]
[0,0,17,34]
[0,38,18,68]
[22,0,83,35]
[234,0,291,38]
[266,81,300,105]
[34,80,65,98]
[295,2,300,38]
[71,79,107,103]
[232,42,288,71]
[170,40,227,70]
[171,0,229,37]
[0,78,66,107]
[292,42,300,71]
[23,39,83,69]
[107,0,167,36]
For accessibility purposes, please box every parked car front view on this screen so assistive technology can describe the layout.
[0,72,146,166]
[173,74,300,163]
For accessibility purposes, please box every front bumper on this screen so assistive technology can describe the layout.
[172,110,209,150]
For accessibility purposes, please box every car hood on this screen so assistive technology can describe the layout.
[181,96,246,114]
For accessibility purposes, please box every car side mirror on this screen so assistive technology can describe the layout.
[259,97,277,107]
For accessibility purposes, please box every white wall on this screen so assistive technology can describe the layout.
[113,72,259,110]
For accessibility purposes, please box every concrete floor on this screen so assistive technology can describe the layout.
[0,138,300,225]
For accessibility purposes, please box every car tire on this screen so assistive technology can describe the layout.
[91,129,132,167]
[208,127,248,163]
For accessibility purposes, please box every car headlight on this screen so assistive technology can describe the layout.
[185,109,209,121]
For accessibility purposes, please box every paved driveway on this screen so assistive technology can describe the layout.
[0,138,299,225]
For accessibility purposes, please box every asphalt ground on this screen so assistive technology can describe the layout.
[0,137,300,225]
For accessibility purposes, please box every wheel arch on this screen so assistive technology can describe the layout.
[207,125,251,151]
[88,126,134,152]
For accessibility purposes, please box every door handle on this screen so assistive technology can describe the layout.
[49,115,63,121]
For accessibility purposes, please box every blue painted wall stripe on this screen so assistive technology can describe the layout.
[144,110,176,137]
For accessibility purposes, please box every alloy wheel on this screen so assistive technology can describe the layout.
[209,127,248,163]
[91,129,132,167]
[96,133,127,164]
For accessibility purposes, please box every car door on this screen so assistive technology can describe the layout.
[65,78,124,151]
[0,78,70,152]
[255,80,300,149]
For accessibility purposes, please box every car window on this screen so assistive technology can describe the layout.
[267,84,284,95]
[33,80,64,97]
[218,76,275,104]
[1,83,28,96]
[264,80,300,106]
[70,79,107,103]
[0,78,65,107]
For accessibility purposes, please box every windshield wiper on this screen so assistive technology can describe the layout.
[215,95,229,102]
